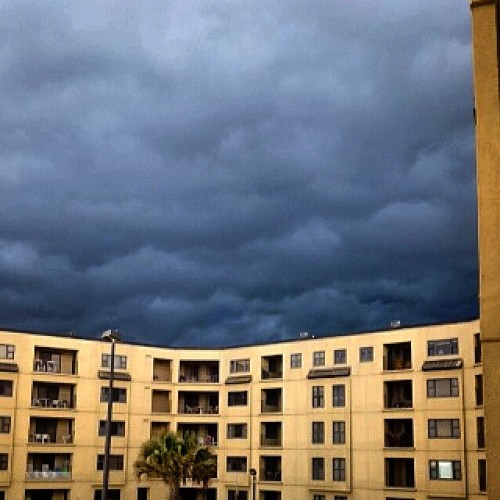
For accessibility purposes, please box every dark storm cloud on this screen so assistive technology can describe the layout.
[0,0,477,346]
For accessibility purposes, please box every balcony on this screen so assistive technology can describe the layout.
[178,423,218,446]
[384,419,414,447]
[384,380,413,409]
[385,458,415,488]
[26,453,72,481]
[260,422,282,447]
[179,361,219,384]
[384,342,412,371]
[261,388,282,413]
[151,390,172,414]
[261,355,283,380]
[153,358,172,382]
[33,348,78,375]
[178,391,219,415]
[28,417,74,445]
[150,422,170,439]
[260,456,282,482]
[31,383,76,410]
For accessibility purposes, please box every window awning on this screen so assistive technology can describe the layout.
[0,362,18,373]
[98,370,132,381]
[225,375,252,384]
[422,359,463,371]
[307,367,351,379]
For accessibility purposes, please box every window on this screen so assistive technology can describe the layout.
[0,381,12,397]
[0,454,7,470]
[360,346,373,362]
[228,391,248,406]
[312,422,324,444]
[385,458,415,488]
[427,378,459,398]
[312,458,325,480]
[229,491,248,500]
[290,353,302,368]
[333,458,346,481]
[0,345,14,360]
[137,488,148,500]
[312,386,324,408]
[227,423,247,439]
[477,417,485,448]
[94,490,121,500]
[474,333,482,363]
[429,460,461,480]
[227,457,247,472]
[230,359,250,373]
[428,419,460,438]
[334,497,348,500]
[97,454,124,470]
[476,374,484,405]
[333,421,345,444]
[0,417,10,433]
[98,420,125,437]
[313,496,325,500]
[427,338,458,356]
[478,459,487,492]
[102,354,127,369]
[333,385,345,407]
[101,387,127,403]
[334,349,346,365]
[313,351,325,367]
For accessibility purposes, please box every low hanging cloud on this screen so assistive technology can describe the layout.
[0,0,477,346]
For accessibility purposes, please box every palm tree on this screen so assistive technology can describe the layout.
[134,431,198,500]
[192,446,217,500]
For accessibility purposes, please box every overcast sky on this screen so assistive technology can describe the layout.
[0,0,477,346]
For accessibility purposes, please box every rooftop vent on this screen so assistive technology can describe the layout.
[390,320,402,329]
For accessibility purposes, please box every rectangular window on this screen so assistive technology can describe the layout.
[230,359,250,373]
[228,391,248,406]
[476,374,484,405]
[334,497,348,500]
[98,420,125,437]
[474,333,482,363]
[333,421,345,444]
[0,417,10,433]
[429,460,461,480]
[290,353,302,368]
[227,423,247,439]
[385,458,415,488]
[312,386,324,408]
[97,454,124,470]
[312,422,324,444]
[478,459,487,492]
[477,416,485,448]
[227,456,247,472]
[101,354,127,369]
[334,349,346,365]
[228,491,248,500]
[313,351,325,367]
[428,419,460,438]
[100,387,127,403]
[313,496,325,500]
[333,385,345,407]
[0,345,14,360]
[333,458,346,481]
[0,454,7,470]
[312,457,325,480]
[360,346,373,362]
[427,378,459,398]
[0,381,12,397]
[427,338,459,356]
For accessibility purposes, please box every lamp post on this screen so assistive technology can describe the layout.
[250,468,257,500]
[101,329,121,500]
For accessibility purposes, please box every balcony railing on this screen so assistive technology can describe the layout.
[260,437,281,447]
[32,399,71,409]
[261,370,282,380]
[179,375,219,383]
[25,470,71,480]
[28,434,73,445]
[179,405,219,415]
[261,470,281,481]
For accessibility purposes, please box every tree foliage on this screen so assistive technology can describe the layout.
[135,431,216,500]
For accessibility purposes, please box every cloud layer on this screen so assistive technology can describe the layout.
[0,0,477,346]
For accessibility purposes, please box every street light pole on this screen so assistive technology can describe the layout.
[101,329,121,500]
[250,468,257,500]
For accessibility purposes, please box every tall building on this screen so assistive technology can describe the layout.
[469,0,500,497]
[0,319,486,499]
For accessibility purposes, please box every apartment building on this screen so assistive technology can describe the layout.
[0,319,486,500]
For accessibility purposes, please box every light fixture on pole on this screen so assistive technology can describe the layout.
[250,468,257,500]
[101,329,121,500]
